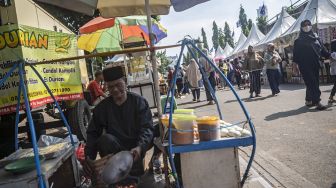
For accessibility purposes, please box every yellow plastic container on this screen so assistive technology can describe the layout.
[161,114,197,145]
[161,114,196,130]
[174,109,195,115]
[196,116,220,141]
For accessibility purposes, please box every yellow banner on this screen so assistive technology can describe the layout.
[0,24,83,115]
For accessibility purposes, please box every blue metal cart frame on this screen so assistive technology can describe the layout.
[164,39,256,188]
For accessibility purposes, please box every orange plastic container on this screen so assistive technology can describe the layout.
[171,130,194,145]
[196,116,220,141]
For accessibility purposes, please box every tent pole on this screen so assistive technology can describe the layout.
[145,0,162,117]
[145,0,170,186]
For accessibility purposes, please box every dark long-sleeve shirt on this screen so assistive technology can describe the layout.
[85,92,154,160]
[293,33,330,69]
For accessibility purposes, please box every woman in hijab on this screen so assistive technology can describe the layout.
[264,43,282,96]
[293,20,330,110]
[233,58,243,89]
[186,59,202,102]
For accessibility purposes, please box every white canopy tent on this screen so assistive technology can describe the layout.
[281,0,336,38]
[214,46,225,61]
[255,7,295,49]
[236,23,265,54]
[222,44,234,58]
[230,32,247,57]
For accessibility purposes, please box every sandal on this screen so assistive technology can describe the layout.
[315,103,327,110]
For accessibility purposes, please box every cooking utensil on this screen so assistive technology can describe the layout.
[101,151,134,185]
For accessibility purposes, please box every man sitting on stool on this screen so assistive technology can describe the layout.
[83,66,154,178]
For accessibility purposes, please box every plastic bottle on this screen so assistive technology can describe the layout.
[153,159,163,183]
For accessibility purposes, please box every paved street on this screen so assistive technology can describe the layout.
[174,84,336,188]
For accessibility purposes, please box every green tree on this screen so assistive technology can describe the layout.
[239,5,249,36]
[183,39,201,65]
[151,15,161,21]
[196,37,203,52]
[224,22,234,48]
[248,19,253,31]
[190,43,200,59]
[257,16,268,34]
[157,50,172,74]
[183,52,192,65]
[36,2,95,33]
[201,28,209,50]
[212,21,219,50]
[218,28,225,49]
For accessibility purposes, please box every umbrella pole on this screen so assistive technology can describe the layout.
[145,0,171,186]
[145,0,162,117]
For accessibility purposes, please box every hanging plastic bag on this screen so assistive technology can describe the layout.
[38,135,64,147]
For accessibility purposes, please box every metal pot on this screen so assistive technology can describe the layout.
[101,151,134,185]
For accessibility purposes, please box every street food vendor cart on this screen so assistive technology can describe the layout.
[160,39,256,188]
[0,1,257,187]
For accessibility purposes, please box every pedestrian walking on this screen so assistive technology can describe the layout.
[200,48,216,105]
[223,60,229,87]
[293,20,330,110]
[238,56,244,65]
[218,59,226,89]
[167,66,174,88]
[182,74,190,95]
[244,45,264,98]
[280,54,288,83]
[328,40,336,104]
[175,67,184,98]
[233,58,243,89]
[264,43,282,96]
[186,59,202,102]
[227,60,235,84]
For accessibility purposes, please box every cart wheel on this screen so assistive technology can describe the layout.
[67,100,92,141]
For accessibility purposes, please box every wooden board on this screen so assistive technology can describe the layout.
[180,148,241,188]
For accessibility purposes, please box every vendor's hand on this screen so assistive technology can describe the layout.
[130,146,142,162]
[82,157,94,177]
